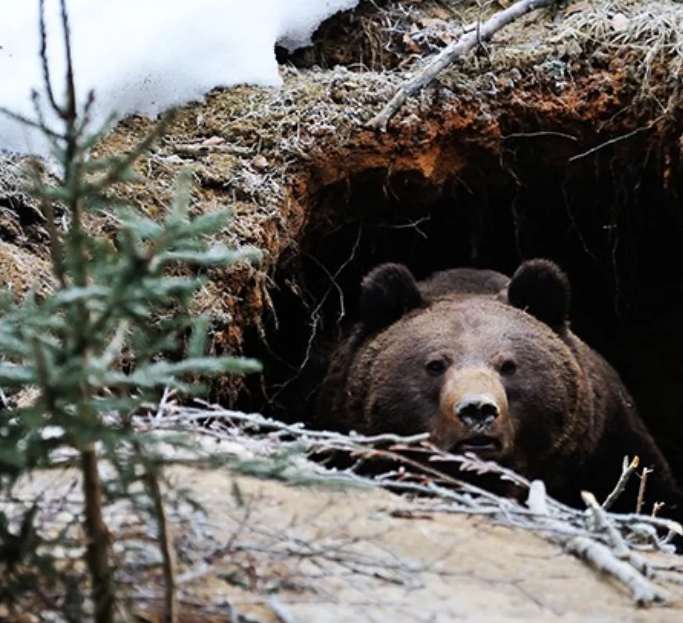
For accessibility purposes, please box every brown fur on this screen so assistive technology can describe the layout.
[418,267,509,303]
[317,260,683,526]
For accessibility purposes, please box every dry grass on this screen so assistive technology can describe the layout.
[0,156,35,213]
[0,156,54,297]
[309,1,683,90]
[559,0,683,85]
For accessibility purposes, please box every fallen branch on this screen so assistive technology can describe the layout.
[583,491,631,557]
[367,0,560,131]
[565,536,670,606]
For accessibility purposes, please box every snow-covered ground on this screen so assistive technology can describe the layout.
[0,0,359,156]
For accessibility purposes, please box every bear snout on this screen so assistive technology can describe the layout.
[456,393,500,432]
[432,367,513,457]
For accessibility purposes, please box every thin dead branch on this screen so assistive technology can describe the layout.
[367,0,560,131]
[602,455,639,511]
[637,467,654,516]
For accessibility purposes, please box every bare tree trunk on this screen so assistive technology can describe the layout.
[81,446,114,623]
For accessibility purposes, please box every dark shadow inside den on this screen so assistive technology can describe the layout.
[237,134,683,484]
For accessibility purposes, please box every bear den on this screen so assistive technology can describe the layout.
[316,258,683,527]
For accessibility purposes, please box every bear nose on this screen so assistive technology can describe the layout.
[456,394,500,431]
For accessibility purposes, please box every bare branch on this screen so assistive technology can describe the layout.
[637,467,654,515]
[565,536,670,606]
[80,446,115,623]
[144,457,177,623]
[583,491,630,557]
[602,455,639,511]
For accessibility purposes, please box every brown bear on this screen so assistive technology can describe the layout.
[316,259,683,524]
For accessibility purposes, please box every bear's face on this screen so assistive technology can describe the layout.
[346,260,593,473]
[363,298,586,467]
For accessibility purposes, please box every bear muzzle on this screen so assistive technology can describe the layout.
[450,393,506,457]
[433,367,512,459]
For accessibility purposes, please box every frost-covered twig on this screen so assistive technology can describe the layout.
[602,455,639,511]
[152,401,431,446]
[565,536,670,605]
[637,467,654,515]
[145,402,683,540]
[583,491,631,556]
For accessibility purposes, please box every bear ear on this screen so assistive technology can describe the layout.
[507,259,571,332]
[359,263,424,334]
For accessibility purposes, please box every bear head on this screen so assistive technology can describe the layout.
[341,259,596,480]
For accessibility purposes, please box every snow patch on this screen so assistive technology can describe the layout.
[0,0,359,157]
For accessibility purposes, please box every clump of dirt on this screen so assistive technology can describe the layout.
[0,156,54,297]
[0,239,51,296]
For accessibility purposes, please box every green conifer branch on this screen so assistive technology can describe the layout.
[0,0,263,619]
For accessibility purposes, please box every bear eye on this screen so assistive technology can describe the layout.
[425,358,448,376]
[499,359,517,376]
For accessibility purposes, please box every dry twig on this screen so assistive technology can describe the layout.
[637,467,654,516]
[565,536,670,606]
[602,456,640,511]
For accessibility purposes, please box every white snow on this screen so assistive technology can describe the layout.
[0,0,359,157]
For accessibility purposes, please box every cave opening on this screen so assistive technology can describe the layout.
[237,131,683,483]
